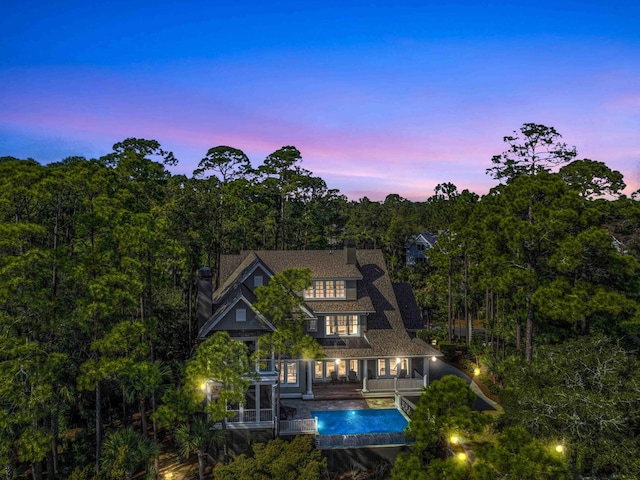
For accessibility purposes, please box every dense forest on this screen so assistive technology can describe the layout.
[1,124,639,479]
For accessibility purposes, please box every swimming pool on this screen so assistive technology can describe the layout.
[311,408,408,436]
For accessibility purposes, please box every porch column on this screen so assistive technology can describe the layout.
[255,384,261,422]
[423,357,429,387]
[303,360,314,400]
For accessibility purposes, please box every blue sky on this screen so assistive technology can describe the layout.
[1,0,639,200]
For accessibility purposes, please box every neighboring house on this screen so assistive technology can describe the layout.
[197,242,440,433]
[405,232,437,266]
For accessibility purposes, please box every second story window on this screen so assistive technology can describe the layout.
[325,315,358,336]
[304,280,346,299]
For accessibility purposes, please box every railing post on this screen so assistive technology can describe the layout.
[362,376,368,393]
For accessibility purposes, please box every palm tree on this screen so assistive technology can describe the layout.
[175,417,224,480]
[101,427,159,479]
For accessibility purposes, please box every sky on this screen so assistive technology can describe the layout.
[1,0,639,201]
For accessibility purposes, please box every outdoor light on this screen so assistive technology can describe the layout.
[201,381,207,392]
[335,358,340,364]
[555,444,564,453]
[396,357,401,364]
[474,368,481,376]
[457,452,466,461]
[450,435,459,444]
[431,356,437,362]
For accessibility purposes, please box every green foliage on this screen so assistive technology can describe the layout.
[473,426,568,479]
[100,427,158,479]
[396,375,489,473]
[214,435,327,480]
[499,335,640,477]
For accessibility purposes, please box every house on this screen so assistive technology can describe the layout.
[196,242,441,433]
[405,232,437,266]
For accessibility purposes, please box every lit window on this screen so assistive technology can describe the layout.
[279,361,298,385]
[349,360,359,378]
[325,315,358,336]
[378,359,387,376]
[314,361,323,379]
[304,280,346,299]
[236,308,246,322]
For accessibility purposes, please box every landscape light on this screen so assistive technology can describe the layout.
[457,452,466,461]
[474,368,481,376]
[555,444,564,453]
[450,435,458,444]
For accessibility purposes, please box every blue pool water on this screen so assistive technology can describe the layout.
[311,408,408,435]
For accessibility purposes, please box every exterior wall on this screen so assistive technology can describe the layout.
[214,302,272,333]
[244,266,269,292]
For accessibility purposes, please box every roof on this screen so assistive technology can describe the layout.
[207,248,439,358]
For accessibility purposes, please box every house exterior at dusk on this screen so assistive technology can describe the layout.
[197,243,440,433]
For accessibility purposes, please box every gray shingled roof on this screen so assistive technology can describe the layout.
[393,283,425,331]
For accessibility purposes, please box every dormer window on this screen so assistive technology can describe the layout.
[304,280,346,299]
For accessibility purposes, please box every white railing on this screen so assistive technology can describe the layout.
[364,375,426,393]
[279,417,318,435]
[397,378,424,390]
[226,408,273,423]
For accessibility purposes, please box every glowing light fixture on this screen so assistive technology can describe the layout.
[474,368,481,376]
[450,435,459,444]
[555,444,564,453]
[431,356,437,362]
[457,452,467,461]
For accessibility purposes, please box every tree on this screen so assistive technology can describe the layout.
[392,375,489,478]
[559,158,625,199]
[472,426,568,479]
[487,123,577,183]
[100,427,158,479]
[214,435,327,480]
[253,268,323,422]
[175,417,224,480]
[498,335,640,477]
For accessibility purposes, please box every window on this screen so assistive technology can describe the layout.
[279,361,298,385]
[349,360,359,378]
[378,359,387,376]
[308,318,317,332]
[391,358,408,376]
[325,315,358,336]
[304,280,346,299]
[336,359,346,377]
[236,308,246,322]
[254,275,263,287]
[314,361,324,379]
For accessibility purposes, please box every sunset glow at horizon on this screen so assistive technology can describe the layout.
[2,1,639,201]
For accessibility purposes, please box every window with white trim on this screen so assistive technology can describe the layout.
[325,315,358,336]
[304,280,346,299]
[279,360,298,385]
[236,308,246,322]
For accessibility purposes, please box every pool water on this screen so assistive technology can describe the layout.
[311,408,408,435]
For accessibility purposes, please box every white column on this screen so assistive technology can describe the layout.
[303,360,314,400]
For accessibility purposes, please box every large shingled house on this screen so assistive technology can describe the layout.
[196,242,441,433]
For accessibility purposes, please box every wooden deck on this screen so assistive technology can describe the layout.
[312,381,364,400]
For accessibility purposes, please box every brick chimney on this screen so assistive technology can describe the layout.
[197,267,213,333]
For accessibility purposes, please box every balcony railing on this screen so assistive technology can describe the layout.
[226,408,274,424]
[363,375,426,393]
[279,418,318,435]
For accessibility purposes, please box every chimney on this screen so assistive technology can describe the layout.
[197,267,213,333]
[344,239,356,265]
